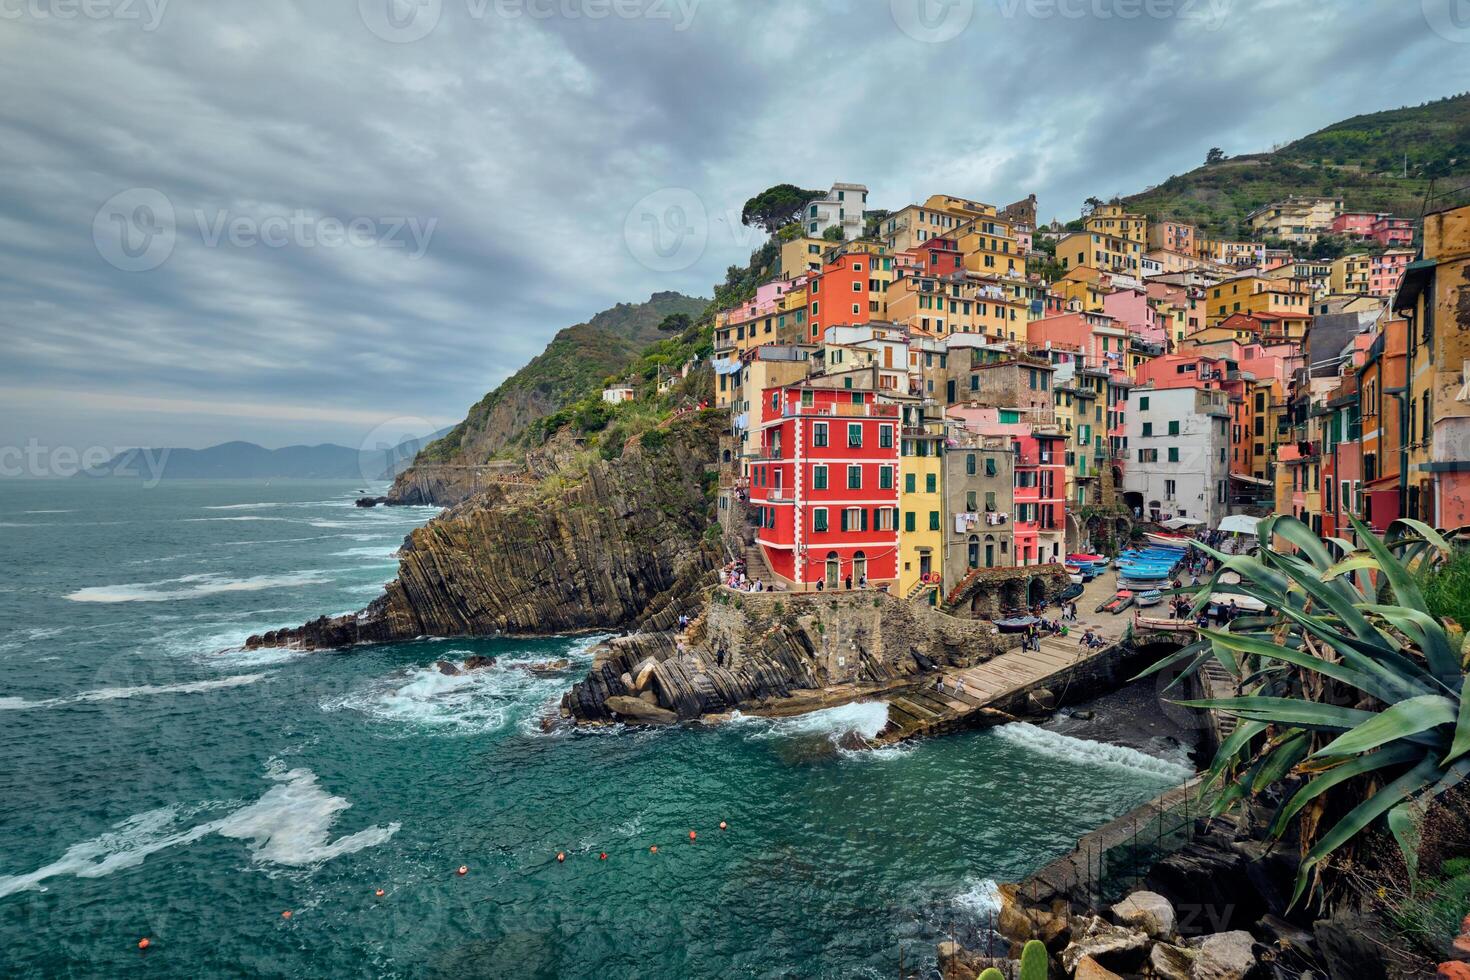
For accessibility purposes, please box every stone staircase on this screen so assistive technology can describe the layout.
[904,579,938,602]
[1200,658,1238,740]
[940,567,985,612]
[741,541,776,585]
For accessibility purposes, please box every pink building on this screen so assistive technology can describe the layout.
[1026,311,1127,369]
[1102,287,1168,346]
[1369,250,1412,298]
[1331,212,1377,238]
[1370,215,1413,248]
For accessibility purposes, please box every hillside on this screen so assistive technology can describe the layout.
[1124,91,1470,236]
[412,290,707,469]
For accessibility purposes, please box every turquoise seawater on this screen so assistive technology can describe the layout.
[0,480,1188,978]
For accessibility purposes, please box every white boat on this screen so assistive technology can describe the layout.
[1135,589,1164,607]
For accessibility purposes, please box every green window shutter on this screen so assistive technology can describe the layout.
[1139,396,1149,410]
[1168,420,1180,436]
[813,466,827,490]
[905,511,915,532]
[904,473,915,493]
[1142,422,1153,437]
[860,509,869,531]
[928,511,940,531]
[925,473,936,493]
[1168,447,1179,463]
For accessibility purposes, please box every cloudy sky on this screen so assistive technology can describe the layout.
[2,0,1468,461]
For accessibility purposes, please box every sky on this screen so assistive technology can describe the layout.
[2,0,1468,467]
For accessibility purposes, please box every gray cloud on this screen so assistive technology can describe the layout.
[0,0,1464,452]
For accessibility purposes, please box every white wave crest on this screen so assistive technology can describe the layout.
[323,657,568,736]
[0,673,266,711]
[990,723,1193,781]
[66,572,332,603]
[202,503,279,510]
[0,765,397,899]
[754,701,891,741]
[953,877,1001,917]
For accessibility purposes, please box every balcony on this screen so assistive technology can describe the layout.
[782,402,900,419]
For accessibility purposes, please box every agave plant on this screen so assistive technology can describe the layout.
[1139,514,1469,905]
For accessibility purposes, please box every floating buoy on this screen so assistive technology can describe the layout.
[281,910,292,920]
[138,938,151,950]
[649,845,658,854]
[375,889,385,898]
[599,852,607,861]
[457,865,468,876]
[556,852,565,863]
[689,830,697,841]
[719,821,728,831]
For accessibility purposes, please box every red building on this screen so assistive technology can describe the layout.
[1331,211,1376,238]
[748,380,900,589]
[1012,431,1067,565]
[1370,215,1413,248]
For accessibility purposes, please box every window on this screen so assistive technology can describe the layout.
[1142,422,1153,436]
[848,423,862,447]
[812,508,828,532]
[985,457,997,477]
[928,511,940,531]
[801,390,814,407]
[904,511,916,532]
[879,425,894,449]
[813,422,828,447]
[875,508,896,531]
[1138,396,1149,411]
[1168,420,1180,436]
[812,465,828,490]
[1165,479,1176,499]
[847,465,862,489]
[965,491,977,511]
[1168,447,1179,463]
[966,453,976,475]
[925,473,937,493]
[904,473,916,493]
[879,466,894,490]
[1138,448,1158,463]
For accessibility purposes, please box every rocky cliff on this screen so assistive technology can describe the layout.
[246,412,723,650]
[386,291,707,506]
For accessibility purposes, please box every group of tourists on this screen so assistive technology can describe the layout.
[722,558,773,593]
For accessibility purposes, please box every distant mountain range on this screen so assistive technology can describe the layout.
[79,429,453,481]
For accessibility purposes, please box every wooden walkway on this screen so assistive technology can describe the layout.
[878,634,1095,743]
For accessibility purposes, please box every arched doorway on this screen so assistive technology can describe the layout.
[967,535,980,569]
[824,552,839,590]
[1028,577,1047,608]
[984,534,996,567]
[853,551,867,584]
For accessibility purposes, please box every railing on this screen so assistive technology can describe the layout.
[781,402,900,419]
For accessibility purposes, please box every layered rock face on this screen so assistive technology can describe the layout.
[562,588,1010,723]
[245,413,722,650]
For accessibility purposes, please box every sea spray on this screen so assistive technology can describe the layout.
[990,722,1193,781]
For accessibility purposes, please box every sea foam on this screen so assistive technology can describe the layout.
[0,673,266,711]
[66,572,331,603]
[990,722,1193,781]
[0,765,398,898]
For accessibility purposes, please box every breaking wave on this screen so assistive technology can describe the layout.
[0,764,398,899]
[0,673,266,711]
[989,723,1193,781]
[65,572,332,603]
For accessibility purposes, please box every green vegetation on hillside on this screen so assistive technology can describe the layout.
[1125,92,1470,236]
[416,290,707,464]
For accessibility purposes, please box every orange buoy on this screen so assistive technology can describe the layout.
[281,910,292,920]
[649,845,658,854]
[556,852,565,863]
[689,830,697,841]
[719,821,728,831]
[457,865,468,876]
[138,938,151,950]
[599,852,607,861]
[374,889,385,898]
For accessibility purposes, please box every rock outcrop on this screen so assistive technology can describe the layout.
[561,588,1012,724]
[246,413,722,650]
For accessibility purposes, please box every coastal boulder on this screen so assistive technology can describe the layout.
[1061,916,1149,975]
[436,660,460,675]
[1187,930,1257,980]
[1111,890,1176,940]
[1150,942,1197,980]
[604,695,677,726]
[1073,954,1123,980]
[463,655,497,670]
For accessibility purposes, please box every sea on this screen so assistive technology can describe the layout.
[0,479,1191,978]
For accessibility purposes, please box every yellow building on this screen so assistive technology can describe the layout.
[1206,275,1312,326]
[888,273,1027,341]
[1051,266,1108,311]
[1084,203,1147,244]
[898,409,945,597]
[1328,253,1372,295]
[1199,238,1259,267]
[779,235,832,278]
[1246,196,1343,244]
[1055,231,1142,277]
